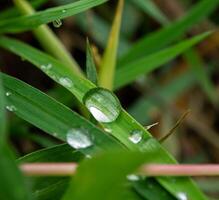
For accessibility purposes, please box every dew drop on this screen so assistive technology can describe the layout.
[83,88,121,123]
[129,130,143,144]
[52,19,62,28]
[62,9,66,13]
[127,174,140,181]
[177,192,187,200]
[59,77,73,88]
[5,92,11,97]
[6,105,17,112]
[104,128,112,133]
[41,63,52,71]
[66,128,92,149]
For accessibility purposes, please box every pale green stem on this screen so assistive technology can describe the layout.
[13,0,83,77]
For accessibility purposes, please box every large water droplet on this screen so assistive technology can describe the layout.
[127,174,140,181]
[59,77,73,88]
[52,19,62,28]
[177,192,187,200]
[83,88,121,123]
[6,105,17,112]
[66,128,92,149]
[129,130,143,144]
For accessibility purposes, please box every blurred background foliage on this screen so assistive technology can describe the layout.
[0,0,219,199]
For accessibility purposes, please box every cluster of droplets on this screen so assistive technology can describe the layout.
[6,105,17,112]
[40,63,52,72]
[66,128,92,150]
[52,19,62,28]
[83,88,121,123]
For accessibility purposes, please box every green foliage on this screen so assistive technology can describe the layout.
[0,0,217,199]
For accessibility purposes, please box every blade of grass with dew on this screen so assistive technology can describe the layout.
[184,49,218,106]
[0,37,207,199]
[119,0,219,66]
[0,77,31,200]
[13,0,82,76]
[129,0,169,25]
[86,39,98,85]
[1,73,122,154]
[99,0,123,90]
[114,32,211,89]
[0,0,48,19]
[0,0,108,34]
[62,150,158,200]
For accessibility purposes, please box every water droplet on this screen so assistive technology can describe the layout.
[127,174,139,181]
[129,130,143,144]
[59,77,73,88]
[52,19,62,28]
[145,122,159,130]
[140,138,158,152]
[177,192,187,200]
[66,128,92,149]
[83,88,121,123]
[6,105,17,112]
[41,63,52,71]
[62,9,66,13]
[86,154,92,159]
[5,92,11,97]
[104,128,112,133]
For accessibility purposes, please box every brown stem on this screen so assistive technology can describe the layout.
[20,163,219,177]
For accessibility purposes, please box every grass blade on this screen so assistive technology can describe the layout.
[119,0,219,65]
[62,151,156,200]
[130,0,169,25]
[86,39,98,85]
[13,0,82,76]
[0,36,207,199]
[2,73,122,155]
[0,0,108,33]
[114,32,210,89]
[99,0,124,90]
[184,49,218,106]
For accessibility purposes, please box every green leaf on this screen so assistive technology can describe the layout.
[86,39,98,85]
[19,144,82,200]
[119,0,219,65]
[62,150,157,200]
[0,73,6,143]
[114,32,211,89]
[0,37,207,200]
[0,0,108,33]
[129,0,169,25]
[99,0,124,90]
[0,0,48,20]
[2,73,122,155]
[0,144,31,200]
[184,49,218,106]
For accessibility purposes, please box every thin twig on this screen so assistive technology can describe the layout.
[20,163,219,177]
[159,110,190,143]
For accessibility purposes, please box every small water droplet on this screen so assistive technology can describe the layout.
[104,128,112,133]
[52,19,62,28]
[5,92,11,97]
[129,130,143,144]
[145,122,159,130]
[41,63,52,71]
[127,174,140,181]
[66,128,92,149]
[59,77,73,88]
[6,105,17,112]
[83,88,121,123]
[62,9,66,13]
[177,192,187,200]
[86,154,92,159]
